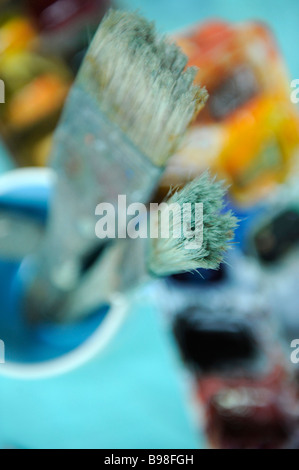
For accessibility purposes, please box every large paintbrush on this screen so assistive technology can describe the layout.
[24,10,208,321]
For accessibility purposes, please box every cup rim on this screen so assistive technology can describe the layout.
[0,295,129,379]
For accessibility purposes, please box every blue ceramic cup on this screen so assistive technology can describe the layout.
[0,168,201,449]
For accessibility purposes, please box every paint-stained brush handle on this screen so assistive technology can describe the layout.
[23,10,207,322]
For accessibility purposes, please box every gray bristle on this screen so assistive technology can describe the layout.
[79,9,208,166]
[148,172,238,276]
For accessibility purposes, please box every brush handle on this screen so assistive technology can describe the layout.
[57,237,151,323]
[25,86,161,322]
[52,86,162,207]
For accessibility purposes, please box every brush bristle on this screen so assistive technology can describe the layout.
[148,172,237,275]
[79,9,208,166]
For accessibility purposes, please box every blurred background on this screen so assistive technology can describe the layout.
[0,0,299,449]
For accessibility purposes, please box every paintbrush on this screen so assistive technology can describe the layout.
[24,9,208,321]
[58,172,237,322]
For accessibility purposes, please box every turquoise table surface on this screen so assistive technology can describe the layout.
[0,295,201,449]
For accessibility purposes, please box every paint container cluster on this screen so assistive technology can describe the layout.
[0,0,109,166]
[159,21,299,205]
[165,249,299,449]
[160,21,299,449]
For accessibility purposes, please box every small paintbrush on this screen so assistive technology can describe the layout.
[59,172,237,322]
[24,10,208,321]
